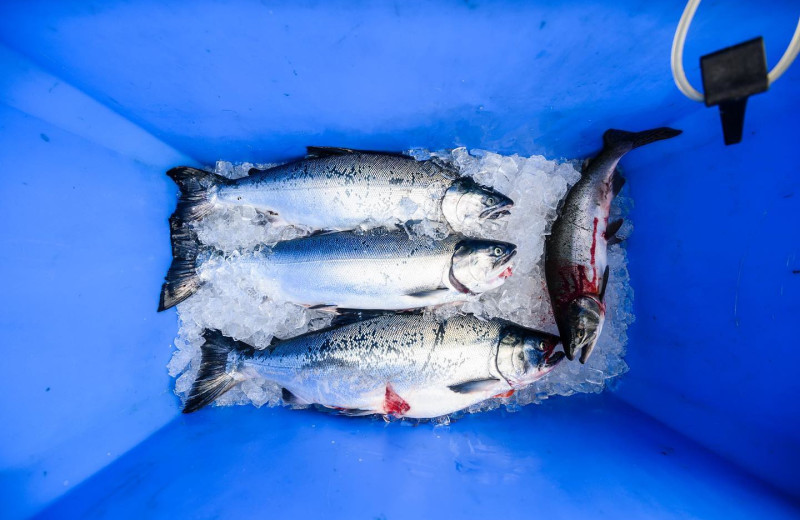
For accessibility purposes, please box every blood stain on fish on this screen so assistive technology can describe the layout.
[556,264,600,307]
[384,384,410,416]
[589,217,598,267]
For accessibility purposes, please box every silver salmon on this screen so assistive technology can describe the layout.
[167,148,513,232]
[159,227,516,311]
[183,313,563,418]
[545,128,681,363]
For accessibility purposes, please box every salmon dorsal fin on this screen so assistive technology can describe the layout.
[429,156,459,178]
[330,309,414,328]
[305,146,412,159]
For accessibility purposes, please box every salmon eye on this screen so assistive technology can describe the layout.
[487,197,496,206]
[493,247,503,256]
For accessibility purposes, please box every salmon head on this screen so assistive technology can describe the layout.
[496,326,564,387]
[450,239,517,294]
[558,295,605,364]
[442,178,514,229]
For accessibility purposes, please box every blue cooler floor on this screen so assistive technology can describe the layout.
[31,398,800,520]
[1,2,798,519]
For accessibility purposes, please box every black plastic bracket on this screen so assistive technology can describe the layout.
[700,37,769,145]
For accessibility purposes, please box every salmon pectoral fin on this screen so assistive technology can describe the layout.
[605,219,624,243]
[384,384,411,416]
[599,265,611,302]
[306,303,339,313]
[612,172,627,195]
[281,388,310,406]
[493,390,515,399]
[406,287,450,298]
[448,378,501,394]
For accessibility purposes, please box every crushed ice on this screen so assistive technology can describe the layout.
[169,150,633,416]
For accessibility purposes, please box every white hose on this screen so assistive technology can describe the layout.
[768,17,800,84]
[671,0,800,102]
[671,0,704,101]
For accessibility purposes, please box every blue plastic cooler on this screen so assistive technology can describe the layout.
[1,1,798,518]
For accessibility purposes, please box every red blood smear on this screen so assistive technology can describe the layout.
[499,266,513,279]
[589,217,598,267]
[493,389,515,399]
[556,264,600,307]
[554,217,603,310]
[384,384,410,416]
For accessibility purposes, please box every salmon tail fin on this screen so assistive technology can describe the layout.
[603,128,682,154]
[183,330,253,413]
[167,166,231,223]
[158,216,202,311]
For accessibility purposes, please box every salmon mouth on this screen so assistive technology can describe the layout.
[541,334,566,371]
[492,247,517,269]
[493,248,517,280]
[480,201,514,220]
[541,336,565,368]
[487,209,511,220]
[543,351,565,369]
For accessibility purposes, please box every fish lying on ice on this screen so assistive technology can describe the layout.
[545,127,681,363]
[183,313,564,418]
[167,147,513,232]
[158,227,517,311]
